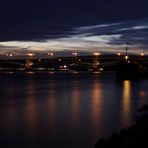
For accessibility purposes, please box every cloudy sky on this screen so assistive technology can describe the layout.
[0,0,148,56]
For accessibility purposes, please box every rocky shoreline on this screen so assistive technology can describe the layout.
[94,105,148,148]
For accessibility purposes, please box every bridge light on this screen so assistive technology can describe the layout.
[5,53,13,57]
[9,53,13,57]
[116,52,121,56]
[140,52,144,57]
[93,52,100,56]
[26,52,35,57]
[124,55,128,60]
[58,58,62,61]
[64,65,67,69]
[72,52,78,56]
[48,52,54,56]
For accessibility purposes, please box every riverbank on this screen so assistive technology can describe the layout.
[94,104,148,148]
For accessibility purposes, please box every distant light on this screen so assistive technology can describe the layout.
[78,58,81,61]
[140,52,144,56]
[6,53,13,57]
[99,68,103,71]
[116,52,121,56]
[58,58,62,61]
[64,65,67,69]
[72,52,78,56]
[48,52,54,56]
[93,52,100,56]
[125,55,129,60]
[26,53,35,57]
[27,72,34,74]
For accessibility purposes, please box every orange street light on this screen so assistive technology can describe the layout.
[93,52,100,56]
[116,52,121,56]
[48,52,54,56]
[140,52,144,57]
[124,55,129,60]
[25,52,35,57]
[6,53,13,57]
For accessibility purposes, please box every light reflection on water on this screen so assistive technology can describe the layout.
[25,80,37,130]
[121,80,132,127]
[91,80,103,140]
[0,72,148,148]
[47,81,56,129]
[70,80,80,126]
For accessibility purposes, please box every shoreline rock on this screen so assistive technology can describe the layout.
[94,104,148,148]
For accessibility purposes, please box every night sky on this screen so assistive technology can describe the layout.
[0,0,148,55]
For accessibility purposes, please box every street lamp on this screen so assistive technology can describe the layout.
[48,52,54,56]
[116,52,121,56]
[25,52,35,58]
[72,52,78,63]
[125,42,129,55]
[6,53,13,57]
[140,52,144,62]
[124,42,130,62]
[93,52,100,56]
[124,55,129,61]
[58,58,62,62]
[5,52,14,60]
[72,52,78,56]
[92,52,100,70]
[140,52,144,57]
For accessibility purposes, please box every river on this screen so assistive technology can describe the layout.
[0,71,148,148]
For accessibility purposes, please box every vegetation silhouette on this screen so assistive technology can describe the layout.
[95,104,148,148]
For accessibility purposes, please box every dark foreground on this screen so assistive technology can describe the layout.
[95,104,148,148]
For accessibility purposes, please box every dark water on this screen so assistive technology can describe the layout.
[0,71,148,148]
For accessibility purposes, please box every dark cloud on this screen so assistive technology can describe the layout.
[71,17,148,47]
[0,0,148,42]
